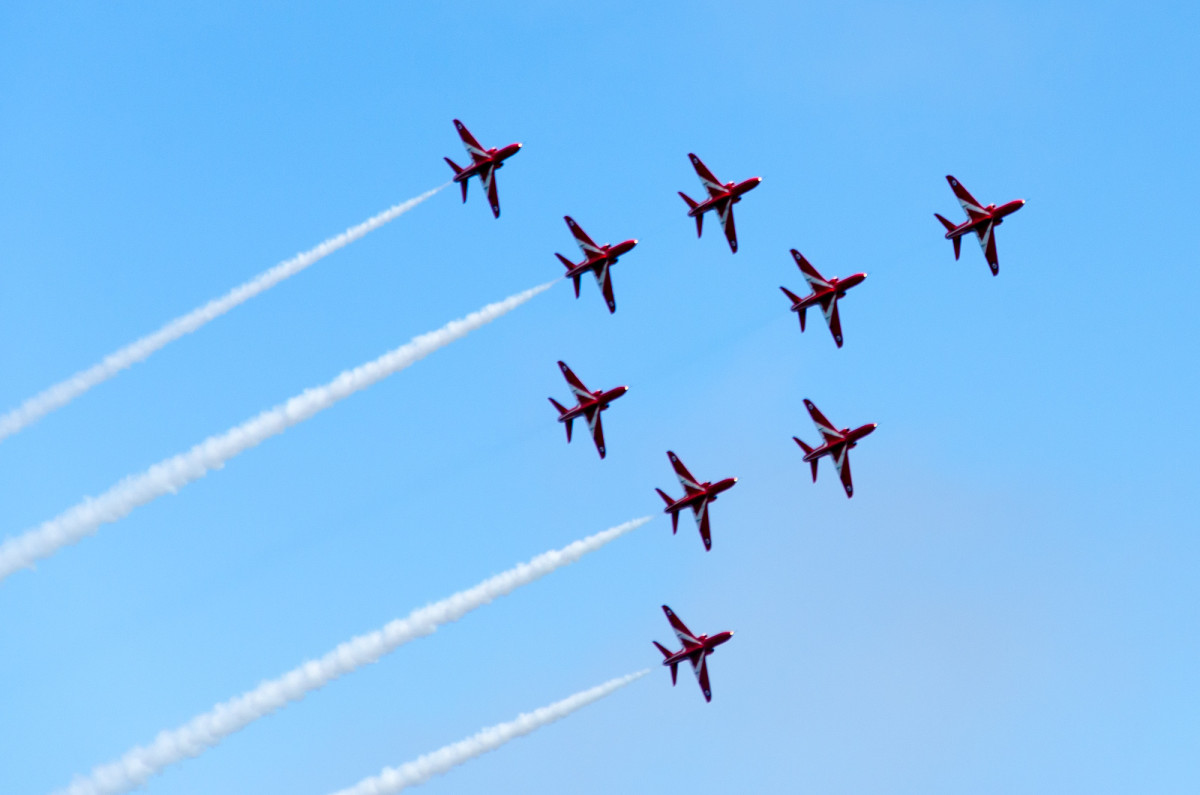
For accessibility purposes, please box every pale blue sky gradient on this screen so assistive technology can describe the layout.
[2,3,1197,793]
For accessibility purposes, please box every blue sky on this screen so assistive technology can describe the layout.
[2,2,1198,793]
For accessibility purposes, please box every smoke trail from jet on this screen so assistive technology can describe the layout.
[0,185,446,443]
[329,670,649,795]
[0,279,556,581]
[53,518,650,795]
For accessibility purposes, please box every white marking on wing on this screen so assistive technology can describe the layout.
[832,445,847,478]
[821,297,838,330]
[976,221,993,253]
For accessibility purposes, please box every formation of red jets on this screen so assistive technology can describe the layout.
[446,119,1025,702]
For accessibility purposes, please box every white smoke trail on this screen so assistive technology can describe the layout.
[0,280,556,581]
[330,670,650,795]
[0,185,446,443]
[53,518,651,795]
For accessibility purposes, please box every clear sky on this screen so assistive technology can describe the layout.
[2,2,1197,793]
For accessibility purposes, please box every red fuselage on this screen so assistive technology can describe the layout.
[452,142,523,183]
[661,630,734,668]
[562,239,639,280]
[686,178,762,218]
[787,272,867,311]
[556,386,628,423]
[663,477,738,516]
[802,423,878,462]
[943,199,1025,239]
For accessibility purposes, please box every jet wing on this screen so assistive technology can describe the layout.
[480,164,501,218]
[688,153,727,199]
[691,650,713,702]
[804,399,844,444]
[585,405,606,458]
[662,605,700,647]
[832,443,854,498]
[717,198,738,253]
[557,361,593,403]
[668,451,703,494]
[453,119,490,164]
[947,175,988,221]
[791,250,831,292]
[693,497,712,551]
[975,220,999,275]
[819,296,844,348]
[565,216,603,258]
[595,260,616,313]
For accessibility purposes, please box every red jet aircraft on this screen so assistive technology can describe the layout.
[652,605,734,702]
[780,250,867,348]
[555,216,638,314]
[678,153,762,253]
[934,175,1025,275]
[793,399,877,498]
[548,361,628,459]
[654,451,737,551]
[443,119,522,218]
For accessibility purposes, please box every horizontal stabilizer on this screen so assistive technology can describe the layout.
[935,213,962,260]
[548,398,573,442]
[445,158,468,202]
[555,253,582,297]
[794,437,819,482]
[656,489,680,533]
[652,641,678,685]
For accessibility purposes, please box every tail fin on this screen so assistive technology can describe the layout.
[935,213,961,260]
[549,398,573,442]
[794,437,819,482]
[652,642,678,685]
[655,489,679,534]
[555,253,581,297]
[445,158,468,203]
[798,307,807,332]
[679,192,703,237]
